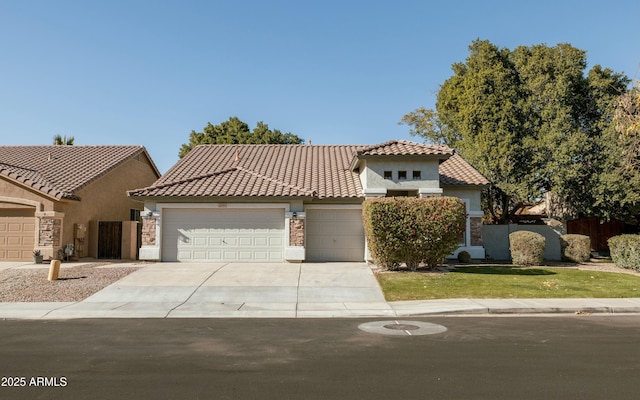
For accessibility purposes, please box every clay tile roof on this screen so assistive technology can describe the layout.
[440,154,490,186]
[131,144,365,199]
[356,139,454,156]
[129,141,487,199]
[0,145,157,200]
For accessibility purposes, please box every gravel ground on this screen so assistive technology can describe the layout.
[0,263,141,302]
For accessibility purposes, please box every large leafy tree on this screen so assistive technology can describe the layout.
[401,40,629,223]
[179,116,304,157]
[596,84,640,219]
[614,84,640,170]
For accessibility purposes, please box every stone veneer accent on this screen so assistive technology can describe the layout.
[289,218,304,246]
[470,217,483,246]
[142,217,156,246]
[38,217,61,247]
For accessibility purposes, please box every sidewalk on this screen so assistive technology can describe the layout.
[2,297,640,319]
[1,262,639,319]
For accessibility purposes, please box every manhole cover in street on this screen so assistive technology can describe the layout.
[358,320,447,336]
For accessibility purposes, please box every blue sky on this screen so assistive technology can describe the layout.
[1,0,638,173]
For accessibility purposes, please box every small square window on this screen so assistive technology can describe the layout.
[413,170,421,179]
[384,171,392,180]
[130,209,141,221]
[398,171,407,180]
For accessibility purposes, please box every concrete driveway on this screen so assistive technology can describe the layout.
[45,262,394,318]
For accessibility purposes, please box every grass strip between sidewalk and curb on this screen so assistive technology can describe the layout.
[376,265,640,301]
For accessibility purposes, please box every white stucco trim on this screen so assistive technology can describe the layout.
[460,199,471,248]
[362,188,387,198]
[418,187,444,197]
[0,196,44,211]
[450,199,485,260]
[448,246,486,260]
[304,204,362,210]
[154,203,291,211]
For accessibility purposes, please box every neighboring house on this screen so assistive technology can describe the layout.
[0,145,160,261]
[128,140,489,263]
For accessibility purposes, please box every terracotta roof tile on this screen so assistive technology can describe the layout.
[129,141,487,199]
[0,145,157,200]
[440,154,490,186]
[357,139,454,156]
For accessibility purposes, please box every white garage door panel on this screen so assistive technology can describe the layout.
[0,217,35,261]
[162,208,284,262]
[306,208,365,262]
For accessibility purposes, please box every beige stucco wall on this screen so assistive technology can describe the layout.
[56,155,159,256]
[0,177,55,213]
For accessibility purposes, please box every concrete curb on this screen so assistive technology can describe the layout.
[389,298,640,317]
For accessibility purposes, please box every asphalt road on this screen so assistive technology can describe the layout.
[1,316,639,400]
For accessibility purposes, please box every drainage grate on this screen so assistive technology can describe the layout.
[358,320,447,336]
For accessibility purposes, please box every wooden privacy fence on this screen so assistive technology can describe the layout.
[566,217,624,252]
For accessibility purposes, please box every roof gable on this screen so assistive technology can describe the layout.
[0,145,158,200]
[356,140,454,157]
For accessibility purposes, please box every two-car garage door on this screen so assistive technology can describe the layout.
[160,207,365,263]
[162,208,284,262]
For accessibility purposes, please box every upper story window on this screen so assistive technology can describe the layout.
[384,171,392,180]
[398,171,407,180]
[413,170,421,179]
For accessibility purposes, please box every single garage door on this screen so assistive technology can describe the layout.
[0,217,36,261]
[305,208,365,262]
[162,208,284,262]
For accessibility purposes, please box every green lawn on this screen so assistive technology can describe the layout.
[376,265,640,301]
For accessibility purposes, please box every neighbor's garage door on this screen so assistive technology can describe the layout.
[305,208,365,262]
[0,217,35,261]
[162,208,284,262]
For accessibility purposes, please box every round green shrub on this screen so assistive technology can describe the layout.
[363,197,467,270]
[560,234,591,263]
[457,251,471,263]
[608,234,640,272]
[509,231,546,266]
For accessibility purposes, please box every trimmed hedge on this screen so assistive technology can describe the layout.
[560,234,591,263]
[608,234,640,272]
[363,197,466,270]
[457,251,471,263]
[509,231,546,266]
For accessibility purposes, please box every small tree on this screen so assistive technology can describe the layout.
[53,134,74,145]
[363,197,467,270]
